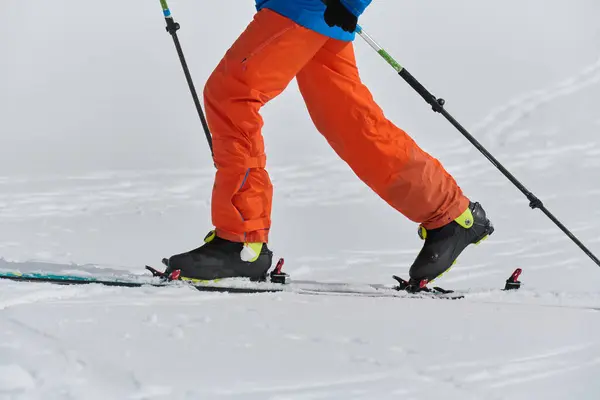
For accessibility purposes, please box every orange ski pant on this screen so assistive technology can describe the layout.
[204,8,469,243]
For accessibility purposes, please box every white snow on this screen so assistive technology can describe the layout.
[1,0,600,399]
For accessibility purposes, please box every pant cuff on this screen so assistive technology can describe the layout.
[422,196,470,230]
[216,228,269,243]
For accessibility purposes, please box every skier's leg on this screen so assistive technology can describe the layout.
[296,39,493,283]
[296,39,467,228]
[166,10,329,280]
[204,9,327,244]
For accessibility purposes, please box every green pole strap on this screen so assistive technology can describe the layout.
[356,26,404,73]
[377,49,403,73]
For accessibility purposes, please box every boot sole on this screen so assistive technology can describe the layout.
[475,234,490,245]
[180,276,223,284]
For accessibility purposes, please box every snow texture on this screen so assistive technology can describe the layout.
[1,0,600,399]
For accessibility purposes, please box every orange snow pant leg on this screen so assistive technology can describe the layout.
[203,9,328,243]
[296,40,469,229]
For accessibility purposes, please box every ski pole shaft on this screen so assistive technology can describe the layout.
[159,0,213,156]
[355,25,600,268]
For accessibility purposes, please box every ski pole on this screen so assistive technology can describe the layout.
[158,0,213,156]
[355,25,600,268]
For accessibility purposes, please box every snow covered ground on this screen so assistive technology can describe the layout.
[1,0,600,399]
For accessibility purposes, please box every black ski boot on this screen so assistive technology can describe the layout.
[165,231,273,281]
[407,202,494,289]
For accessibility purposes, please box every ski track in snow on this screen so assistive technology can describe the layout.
[1,284,600,399]
[0,162,369,222]
[472,55,600,145]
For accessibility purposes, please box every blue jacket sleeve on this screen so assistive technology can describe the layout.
[340,0,372,17]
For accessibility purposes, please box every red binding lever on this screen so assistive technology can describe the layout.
[504,268,522,291]
[274,258,285,275]
[511,268,523,282]
[169,269,181,281]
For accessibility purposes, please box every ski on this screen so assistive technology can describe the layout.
[0,263,522,300]
[0,270,462,299]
